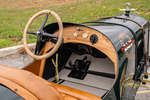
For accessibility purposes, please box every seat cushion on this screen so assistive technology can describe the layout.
[0,65,101,100]
[0,65,64,100]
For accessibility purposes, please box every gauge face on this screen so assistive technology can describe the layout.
[82,33,88,39]
[73,31,78,37]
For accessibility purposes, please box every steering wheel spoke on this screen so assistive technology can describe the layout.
[40,14,49,31]
[27,31,37,35]
[36,36,41,55]
[42,32,58,38]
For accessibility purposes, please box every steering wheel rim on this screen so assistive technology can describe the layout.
[23,10,63,60]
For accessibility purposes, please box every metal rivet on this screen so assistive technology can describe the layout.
[14,88,18,91]
[67,36,70,40]
[36,31,40,35]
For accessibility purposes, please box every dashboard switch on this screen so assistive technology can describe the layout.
[90,34,98,44]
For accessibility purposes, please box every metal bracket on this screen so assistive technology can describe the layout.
[137,71,150,94]
[122,71,150,94]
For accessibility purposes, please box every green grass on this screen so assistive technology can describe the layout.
[0,0,150,48]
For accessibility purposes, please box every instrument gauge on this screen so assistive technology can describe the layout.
[82,32,88,39]
[73,31,78,37]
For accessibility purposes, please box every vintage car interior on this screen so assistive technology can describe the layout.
[0,2,150,100]
[20,10,118,100]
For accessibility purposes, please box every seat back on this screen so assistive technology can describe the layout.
[0,65,64,100]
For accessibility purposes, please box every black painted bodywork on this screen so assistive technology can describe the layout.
[0,84,24,100]
[39,13,149,100]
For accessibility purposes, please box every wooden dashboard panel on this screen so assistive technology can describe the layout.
[42,25,118,88]
[44,26,117,63]
[43,26,118,78]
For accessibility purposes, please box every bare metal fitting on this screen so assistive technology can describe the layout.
[125,3,130,11]
[77,27,83,31]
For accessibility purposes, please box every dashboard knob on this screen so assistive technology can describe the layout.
[90,34,98,44]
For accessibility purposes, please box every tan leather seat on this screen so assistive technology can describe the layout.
[0,65,101,100]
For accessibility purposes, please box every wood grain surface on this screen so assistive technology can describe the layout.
[44,26,118,76]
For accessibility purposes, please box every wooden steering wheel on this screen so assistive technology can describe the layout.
[23,10,63,60]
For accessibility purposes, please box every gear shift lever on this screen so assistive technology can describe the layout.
[69,60,79,71]
[74,61,79,71]
[68,56,90,80]
[69,60,75,70]
[83,56,87,64]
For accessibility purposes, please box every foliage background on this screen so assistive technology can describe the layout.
[0,0,150,48]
